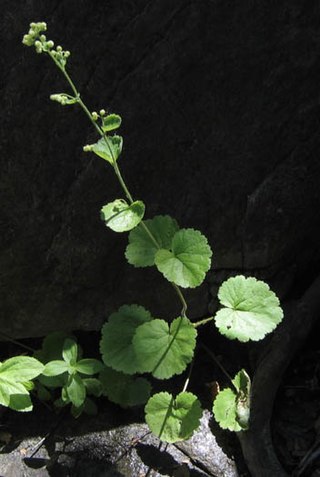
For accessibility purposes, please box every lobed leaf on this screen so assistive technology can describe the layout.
[125,215,179,267]
[155,229,212,288]
[145,392,202,443]
[100,305,152,374]
[99,367,151,407]
[214,275,283,342]
[132,317,196,379]
[101,199,145,232]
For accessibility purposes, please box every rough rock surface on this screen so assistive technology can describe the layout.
[0,409,238,476]
[1,1,320,337]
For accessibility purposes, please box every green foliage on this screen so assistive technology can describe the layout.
[215,276,284,342]
[101,113,122,132]
[145,392,202,443]
[100,305,152,374]
[132,317,197,379]
[0,357,44,411]
[125,215,179,267]
[99,367,151,407]
[155,228,212,288]
[213,369,251,431]
[21,22,285,439]
[85,136,123,164]
[40,337,103,416]
[100,199,145,232]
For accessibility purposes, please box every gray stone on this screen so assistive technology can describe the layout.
[0,411,238,476]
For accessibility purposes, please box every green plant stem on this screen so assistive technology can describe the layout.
[200,341,234,386]
[193,316,214,328]
[47,51,188,316]
[0,331,35,353]
[182,359,194,393]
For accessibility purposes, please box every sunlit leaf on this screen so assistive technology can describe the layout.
[145,392,202,443]
[125,215,179,267]
[155,229,212,288]
[215,276,283,342]
[100,305,152,374]
[132,317,196,379]
[101,199,145,232]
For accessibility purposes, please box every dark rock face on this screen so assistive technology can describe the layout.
[1,1,320,337]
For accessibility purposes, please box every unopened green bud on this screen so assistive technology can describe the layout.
[92,112,98,121]
[64,51,71,57]
[56,45,62,52]
[47,40,54,49]
[30,22,36,28]
[99,109,106,116]
[40,34,46,41]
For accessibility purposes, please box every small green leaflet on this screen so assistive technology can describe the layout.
[213,369,251,431]
[42,360,69,376]
[101,114,122,132]
[133,317,197,379]
[75,359,104,375]
[86,135,123,164]
[145,392,202,443]
[65,374,86,408]
[101,199,145,232]
[100,305,152,374]
[125,215,179,267]
[155,228,212,288]
[50,93,79,105]
[100,367,151,407]
[63,338,78,366]
[214,275,284,342]
[0,356,44,412]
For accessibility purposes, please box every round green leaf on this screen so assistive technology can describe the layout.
[101,199,145,232]
[214,275,284,342]
[155,228,212,288]
[100,305,152,374]
[102,113,122,132]
[132,317,196,379]
[145,392,202,443]
[100,367,151,407]
[125,215,179,267]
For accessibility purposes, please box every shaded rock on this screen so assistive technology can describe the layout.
[1,1,320,337]
[0,410,238,476]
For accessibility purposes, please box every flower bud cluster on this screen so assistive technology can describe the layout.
[22,21,71,66]
[50,94,69,105]
[51,45,71,68]
[22,22,47,47]
[83,144,94,152]
[91,109,107,121]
